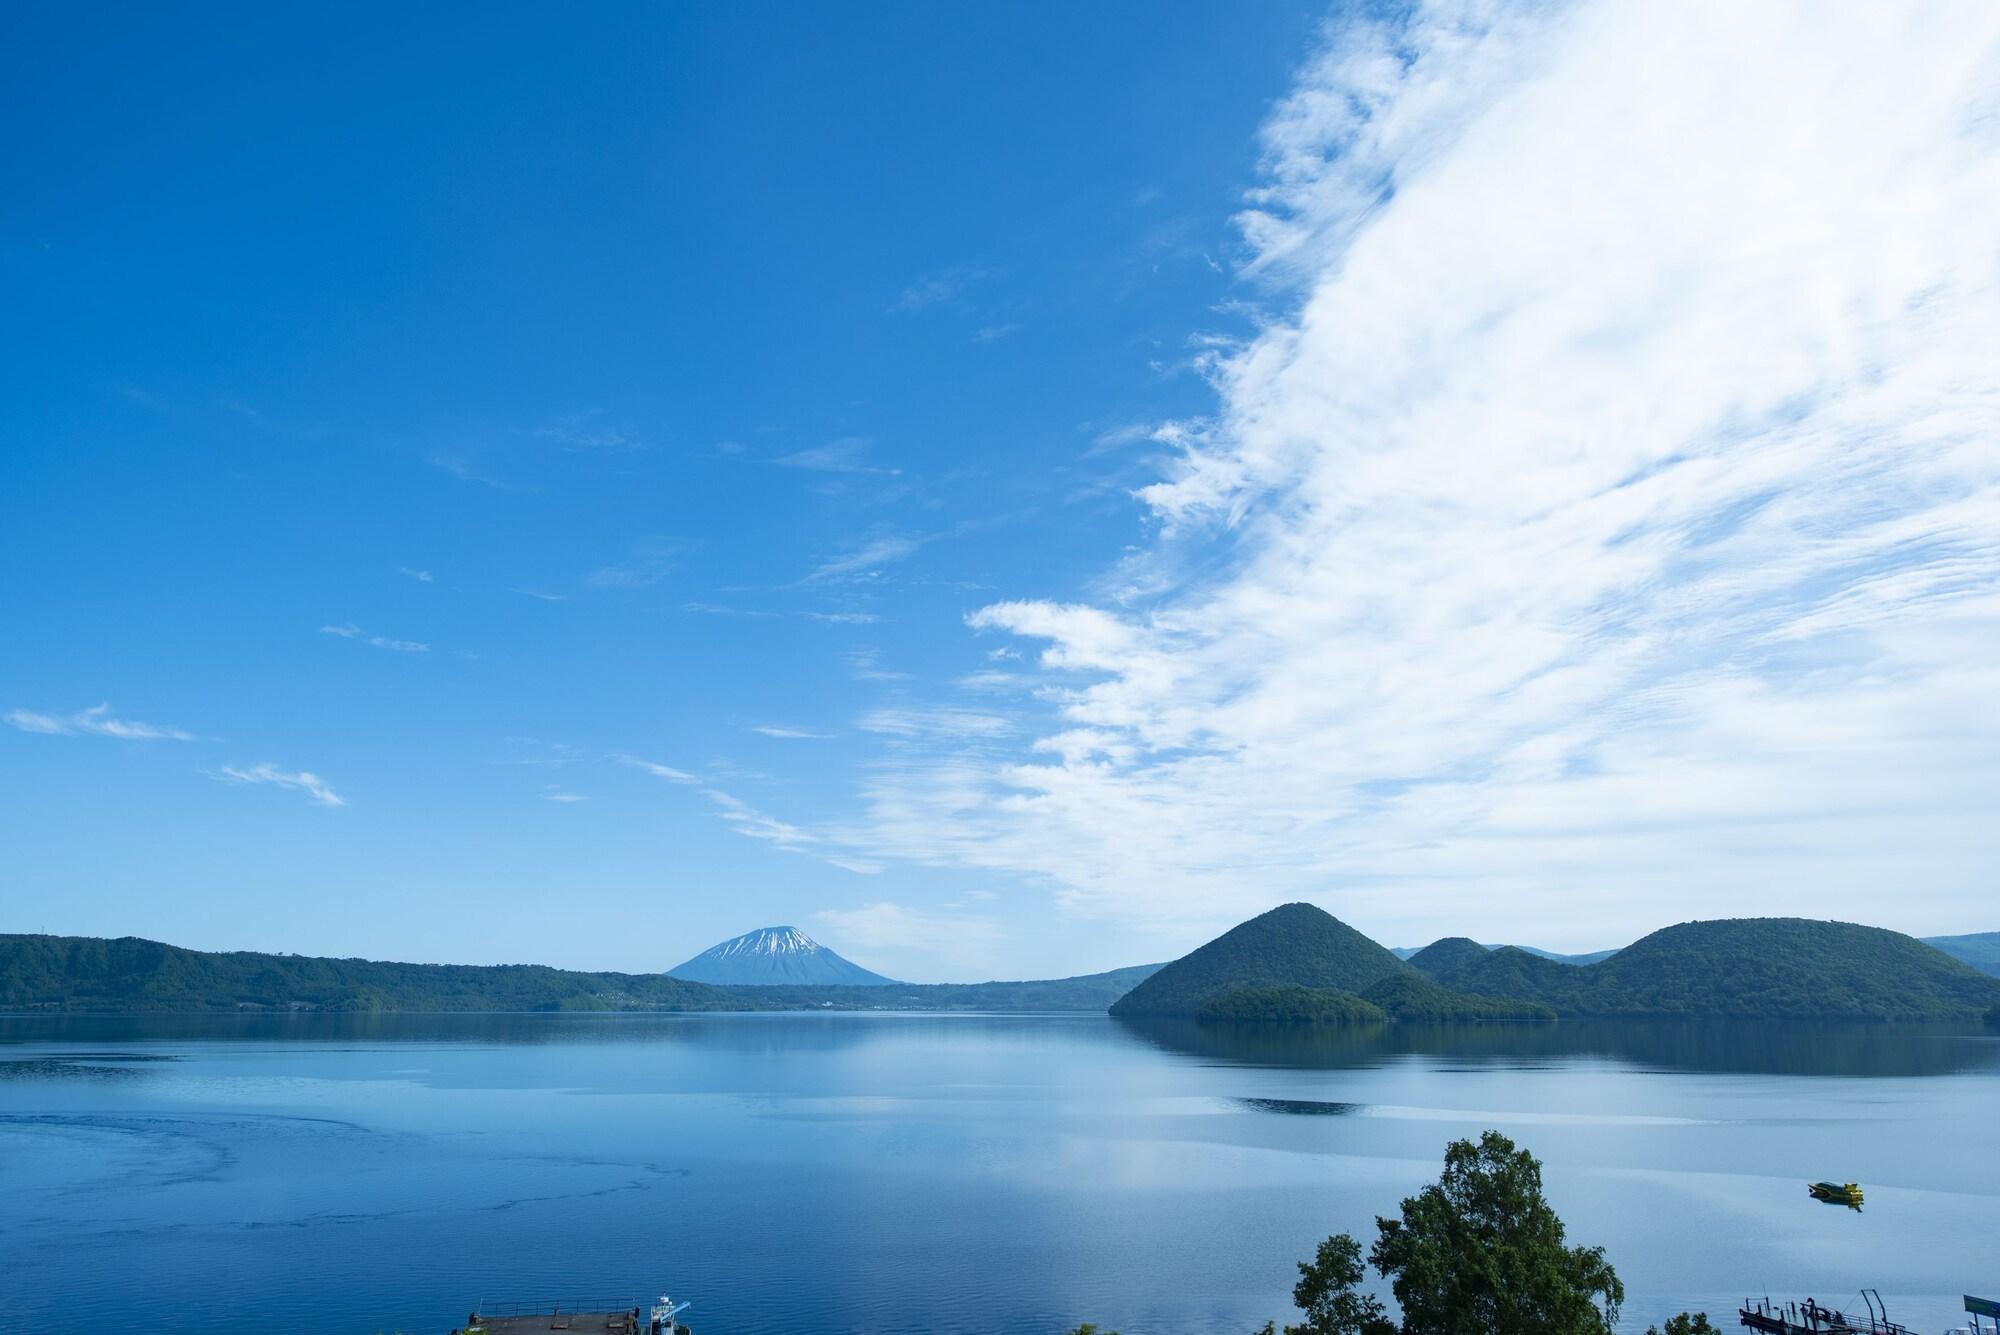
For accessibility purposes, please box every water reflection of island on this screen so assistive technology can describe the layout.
[1112,1016,2000,1078]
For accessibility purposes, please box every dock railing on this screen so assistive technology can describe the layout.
[1739,1296,1916,1335]
[469,1297,649,1319]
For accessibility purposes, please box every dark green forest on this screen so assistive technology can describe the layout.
[1406,919,2000,1021]
[0,933,739,1013]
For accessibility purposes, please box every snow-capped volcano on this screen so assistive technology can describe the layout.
[666,926,899,986]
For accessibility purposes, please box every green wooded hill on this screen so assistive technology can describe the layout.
[1196,982,1386,1023]
[719,963,1165,1012]
[0,933,743,1013]
[1110,903,1412,1018]
[1358,971,1556,1022]
[1409,918,2000,1021]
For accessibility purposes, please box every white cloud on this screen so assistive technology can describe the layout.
[320,624,429,653]
[847,2,2000,946]
[808,535,924,582]
[701,787,816,847]
[773,437,899,475]
[584,539,684,589]
[813,900,1004,960]
[858,707,1013,740]
[752,725,831,740]
[398,567,434,583]
[543,786,587,803]
[615,754,701,784]
[895,265,990,313]
[6,703,193,741]
[218,762,345,808]
[429,454,512,489]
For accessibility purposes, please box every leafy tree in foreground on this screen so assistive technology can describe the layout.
[1646,1315,1719,1335]
[1370,1130,1623,1335]
[1283,1233,1395,1335]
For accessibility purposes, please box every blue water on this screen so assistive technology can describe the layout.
[1,1014,1995,1334]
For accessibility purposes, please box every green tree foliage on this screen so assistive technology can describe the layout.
[1646,1314,1718,1335]
[1285,1233,1395,1335]
[1370,1131,1623,1335]
[1197,984,1386,1024]
[1356,971,1554,1022]
[1241,1132,1621,1335]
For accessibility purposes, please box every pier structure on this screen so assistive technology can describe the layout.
[1738,1292,2000,1335]
[1738,1291,1910,1334]
[458,1293,690,1335]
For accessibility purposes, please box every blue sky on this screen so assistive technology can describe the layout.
[6,3,1998,980]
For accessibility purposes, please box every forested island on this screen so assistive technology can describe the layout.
[1112,905,2000,1024]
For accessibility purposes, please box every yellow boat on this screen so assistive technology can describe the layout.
[1807,1180,1863,1208]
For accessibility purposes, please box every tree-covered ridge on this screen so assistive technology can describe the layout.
[1410,918,2000,1021]
[1358,972,1555,1022]
[0,933,744,1013]
[1110,904,1413,1018]
[0,934,1164,1015]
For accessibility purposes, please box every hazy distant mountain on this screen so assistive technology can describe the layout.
[1407,919,2000,1021]
[1392,942,1618,966]
[667,926,898,986]
[1923,932,2000,978]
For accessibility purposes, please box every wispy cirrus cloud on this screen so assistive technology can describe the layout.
[217,762,345,808]
[533,412,647,452]
[614,754,701,784]
[616,751,877,874]
[773,437,900,476]
[894,264,991,313]
[808,535,924,583]
[585,538,687,589]
[429,454,513,490]
[845,2,2000,947]
[6,703,194,741]
[320,624,429,653]
[811,900,1004,980]
[752,725,831,740]
[398,567,434,583]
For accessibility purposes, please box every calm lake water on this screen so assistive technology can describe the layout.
[1,1014,1995,1335]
